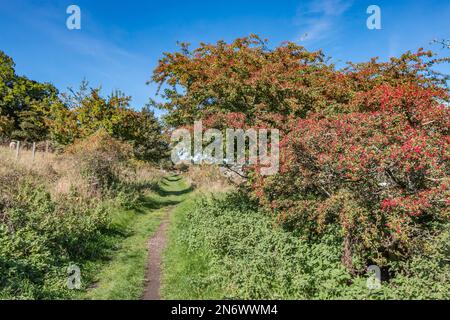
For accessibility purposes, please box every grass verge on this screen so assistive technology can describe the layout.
[83,175,191,300]
[161,195,223,300]
[161,192,450,300]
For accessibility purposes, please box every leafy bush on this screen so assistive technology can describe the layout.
[0,177,110,299]
[168,193,449,299]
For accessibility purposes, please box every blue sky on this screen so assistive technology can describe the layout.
[0,0,449,117]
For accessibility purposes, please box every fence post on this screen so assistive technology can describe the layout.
[15,141,20,160]
[32,142,36,162]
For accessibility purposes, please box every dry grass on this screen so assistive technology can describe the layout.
[0,145,89,200]
[0,146,57,207]
[0,143,165,203]
[184,165,233,194]
[0,145,56,171]
[127,161,166,184]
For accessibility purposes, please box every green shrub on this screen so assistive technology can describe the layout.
[0,181,111,299]
[167,192,449,299]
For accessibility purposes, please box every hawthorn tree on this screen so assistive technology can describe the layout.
[152,35,448,128]
[152,35,449,272]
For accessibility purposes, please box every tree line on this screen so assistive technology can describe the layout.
[0,51,167,163]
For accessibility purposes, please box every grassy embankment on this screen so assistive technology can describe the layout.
[0,133,191,300]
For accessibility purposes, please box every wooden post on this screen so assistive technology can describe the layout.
[32,142,36,162]
[15,141,20,160]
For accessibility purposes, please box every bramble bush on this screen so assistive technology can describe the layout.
[0,163,111,299]
[0,183,109,299]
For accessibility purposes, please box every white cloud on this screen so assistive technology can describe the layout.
[293,0,353,43]
[6,1,142,66]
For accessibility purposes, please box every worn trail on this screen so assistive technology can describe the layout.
[142,175,192,300]
[142,208,171,300]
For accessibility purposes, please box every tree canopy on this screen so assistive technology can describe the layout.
[0,51,59,141]
[152,35,449,128]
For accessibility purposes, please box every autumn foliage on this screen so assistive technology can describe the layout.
[154,35,449,273]
[253,88,448,270]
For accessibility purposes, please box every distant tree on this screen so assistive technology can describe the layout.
[127,106,168,163]
[58,81,168,163]
[0,51,59,141]
[46,99,79,145]
[0,51,168,163]
[0,115,14,138]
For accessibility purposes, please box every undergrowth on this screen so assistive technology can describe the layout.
[163,192,449,300]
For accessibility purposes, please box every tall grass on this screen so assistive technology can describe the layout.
[184,165,233,194]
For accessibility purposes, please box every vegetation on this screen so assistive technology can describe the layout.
[163,193,449,299]
[0,51,58,141]
[1,35,449,300]
[0,50,173,300]
[156,36,449,299]
[0,53,167,163]
[152,35,448,127]
[0,132,164,299]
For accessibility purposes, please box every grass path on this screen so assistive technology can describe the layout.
[84,175,192,300]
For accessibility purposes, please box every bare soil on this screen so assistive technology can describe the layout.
[142,209,171,300]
